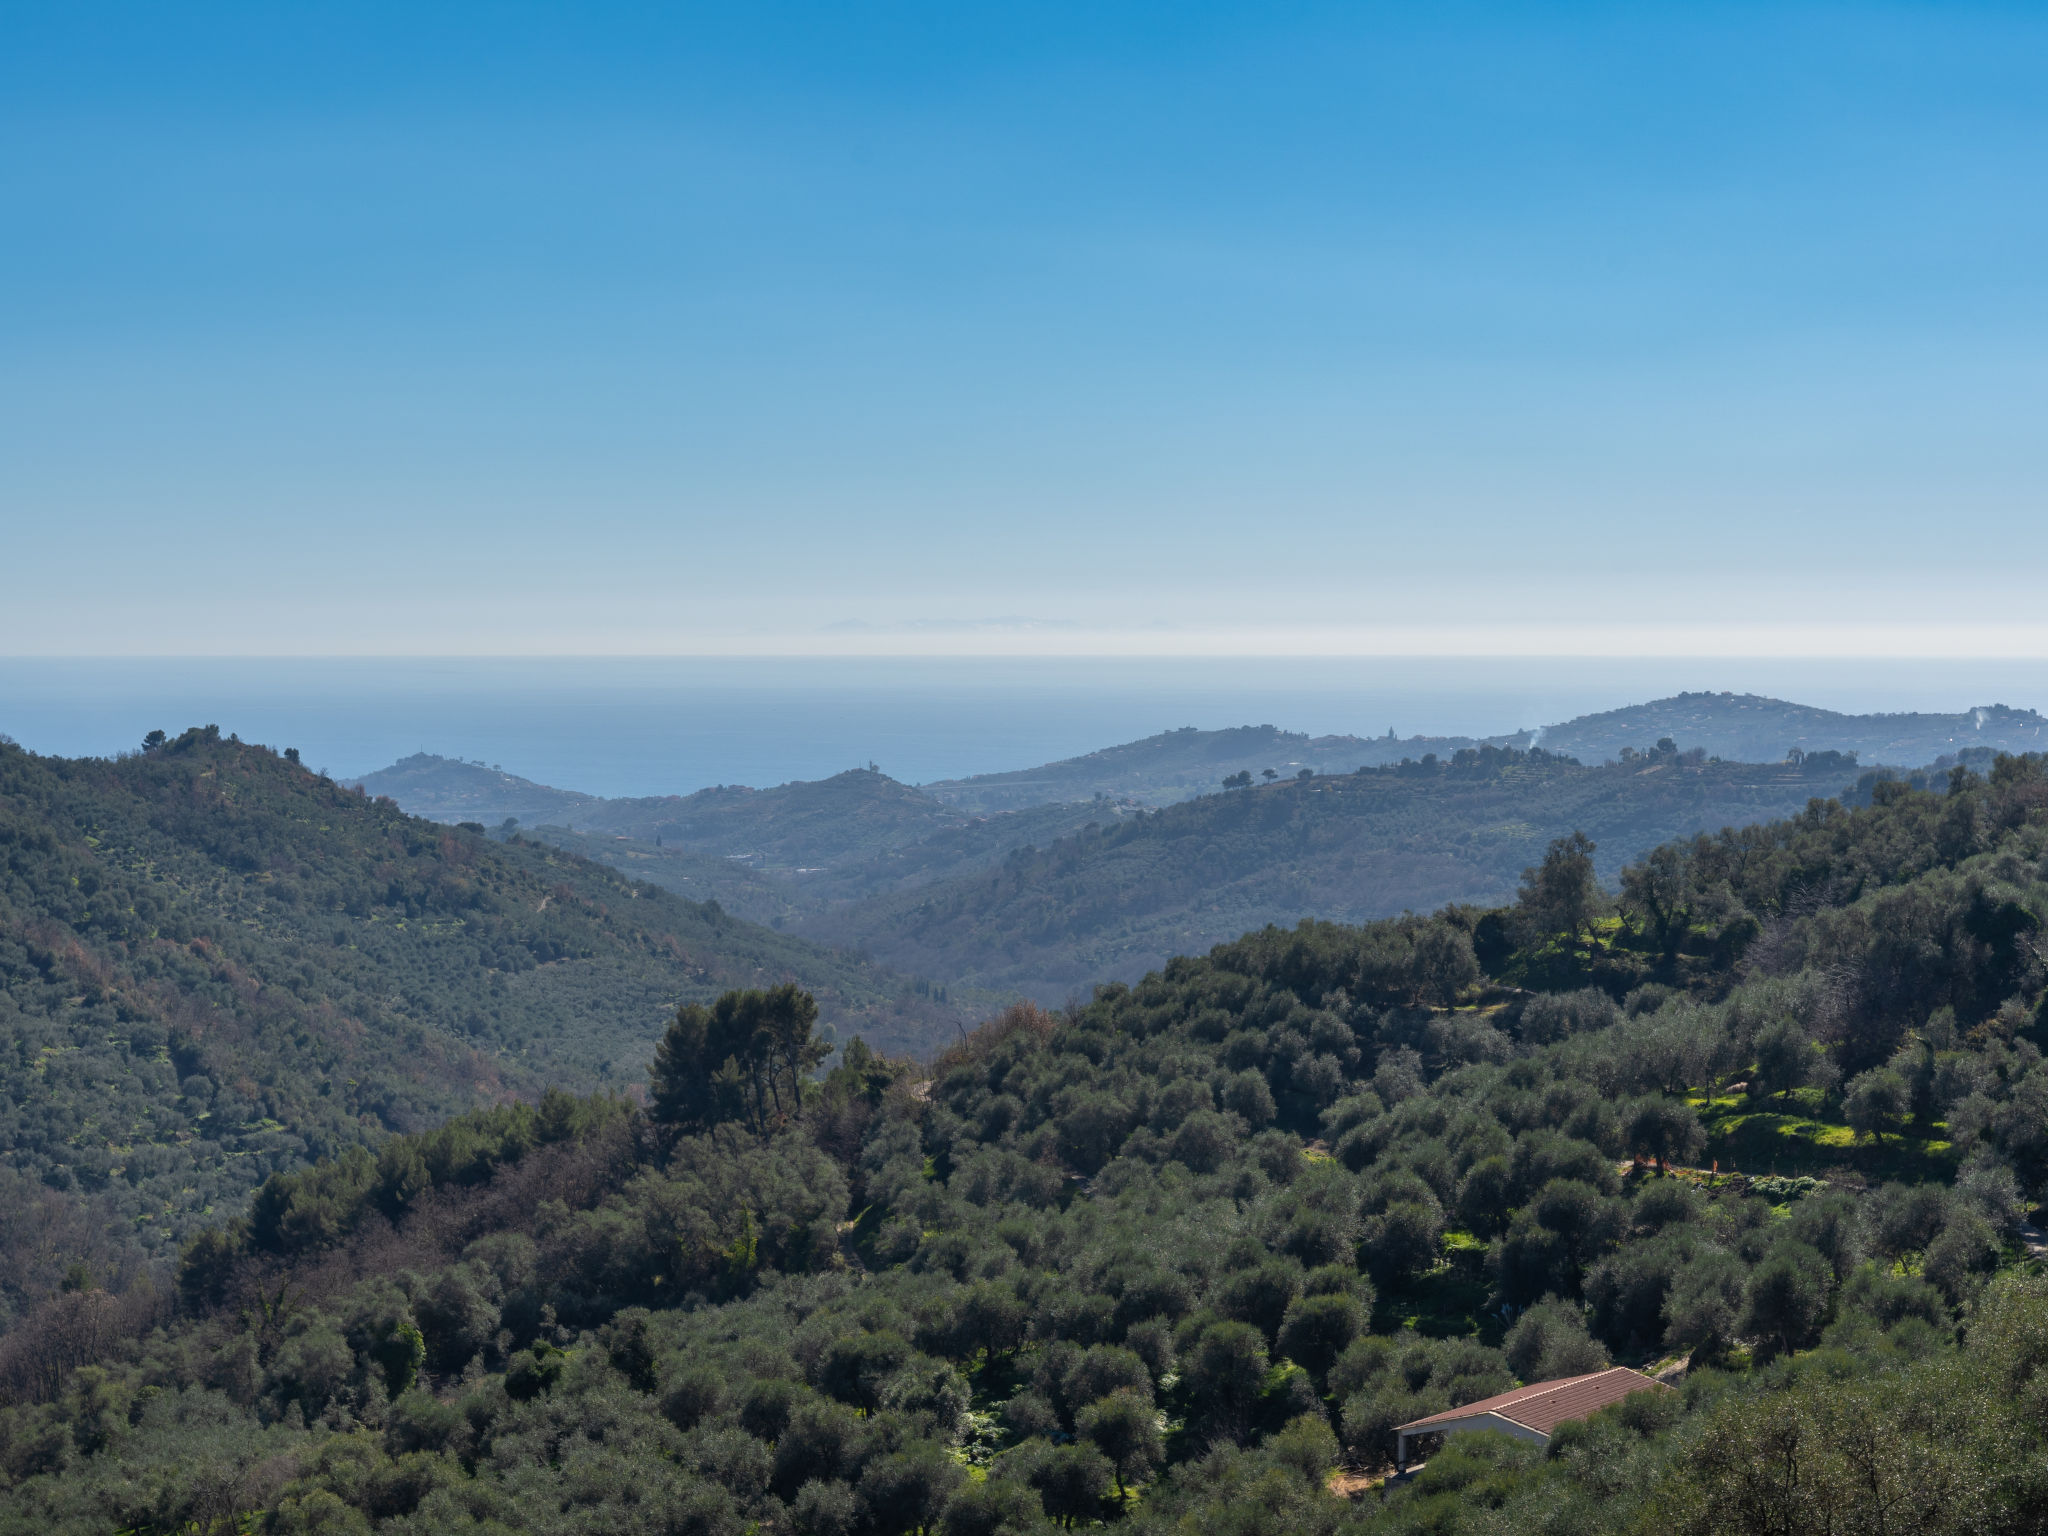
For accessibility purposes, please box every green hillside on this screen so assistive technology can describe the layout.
[7,750,2046,1534]
[921,725,1408,812]
[358,697,2048,843]
[363,759,1142,907]
[586,769,963,865]
[513,827,821,929]
[0,728,965,1323]
[790,799,1143,903]
[342,754,599,828]
[366,737,1882,1008]
[803,745,1874,1000]
[919,695,2048,811]
[355,758,973,867]
[354,701,2048,1016]
[1530,692,2048,767]
[536,797,1131,930]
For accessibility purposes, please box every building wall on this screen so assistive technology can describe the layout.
[1397,1413,1550,1465]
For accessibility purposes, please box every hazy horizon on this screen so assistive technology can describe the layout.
[6,653,2046,799]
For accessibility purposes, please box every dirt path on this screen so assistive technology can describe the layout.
[1327,1469,1385,1499]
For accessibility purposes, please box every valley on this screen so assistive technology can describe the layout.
[7,728,2046,1535]
[354,692,2008,1003]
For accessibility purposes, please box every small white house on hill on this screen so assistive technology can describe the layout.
[1393,1367,1673,1471]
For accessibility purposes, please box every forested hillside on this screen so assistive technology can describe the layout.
[918,695,2048,810]
[367,741,1879,1007]
[506,830,819,931]
[0,729,964,1332]
[342,756,599,829]
[356,700,2048,1016]
[7,750,2046,1534]
[921,726,1410,812]
[539,799,1129,931]
[352,760,975,864]
[358,758,1137,920]
[806,745,1873,1001]
[1529,693,2048,768]
[360,697,2048,838]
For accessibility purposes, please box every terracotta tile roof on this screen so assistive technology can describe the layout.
[1396,1367,1671,1437]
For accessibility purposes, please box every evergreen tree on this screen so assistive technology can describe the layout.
[1518,830,1600,941]
[649,984,832,1138]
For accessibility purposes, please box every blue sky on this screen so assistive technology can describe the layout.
[4,2,2046,655]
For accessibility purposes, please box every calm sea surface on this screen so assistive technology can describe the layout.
[3,657,2045,799]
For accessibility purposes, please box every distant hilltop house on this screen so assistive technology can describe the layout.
[1393,1367,1673,1472]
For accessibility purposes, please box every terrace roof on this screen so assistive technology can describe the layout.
[1395,1367,1670,1438]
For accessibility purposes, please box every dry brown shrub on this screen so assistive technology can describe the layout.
[929,1001,1059,1079]
[0,1287,121,1404]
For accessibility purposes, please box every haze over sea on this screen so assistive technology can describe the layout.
[5,656,2047,800]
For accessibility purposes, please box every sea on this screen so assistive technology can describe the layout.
[3,656,2045,799]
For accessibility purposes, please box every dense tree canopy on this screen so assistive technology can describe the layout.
[650,983,834,1136]
[0,731,964,1336]
[1,751,2046,1535]
[805,748,1876,1000]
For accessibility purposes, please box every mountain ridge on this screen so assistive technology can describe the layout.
[346,693,2048,1004]
[355,692,2048,830]
[921,693,2048,809]
[804,745,1876,1000]
[0,726,969,1323]
[1520,691,2048,768]
[12,743,2048,1530]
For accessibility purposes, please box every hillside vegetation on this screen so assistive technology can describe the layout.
[0,729,965,1330]
[355,699,2048,1012]
[922,726,1406,812]
[339,755,600,829]
[6,750,2047,1535]
[362,695,2048,832]
[1528,693,2048,769]
[357,760,1135,924]
[502,830,820,931]
[350,762,973,864]
[807,746,1875,1001]
[537,799,1131,933]
[365,736,1880,1007]
[918,694,2048,810]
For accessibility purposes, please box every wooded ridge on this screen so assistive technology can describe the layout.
[4,745,2046,1535]
[0,728,966,1339]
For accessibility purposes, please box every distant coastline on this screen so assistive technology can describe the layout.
[4,654,2047,799]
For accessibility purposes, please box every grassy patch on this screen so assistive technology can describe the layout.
[1689,1092,1958,1183]
[1374,1245,1501,1344]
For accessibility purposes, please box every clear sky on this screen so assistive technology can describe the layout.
[4,2,2045,656]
